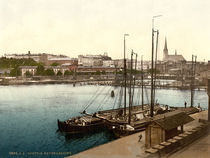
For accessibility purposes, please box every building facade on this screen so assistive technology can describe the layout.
[78,53,112,67]
[163,38,186,63]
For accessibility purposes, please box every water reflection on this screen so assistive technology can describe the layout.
[0,84,208,157]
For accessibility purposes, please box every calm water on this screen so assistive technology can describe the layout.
[0,84,208,157]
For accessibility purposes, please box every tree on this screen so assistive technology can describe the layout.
[25,71,32,77]
[147,69,160,74]
[102,70,106,75]
[0,57,38,69]
[50,62,59,66]
[36,64,45,75]
[64,70,74,76]
[95,70,101,75]
[44,69,55,76]
[10,68,21,76]
[57,70,63,76]
[116,70,123,74]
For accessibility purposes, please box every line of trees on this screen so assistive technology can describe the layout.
[0,57,38,68]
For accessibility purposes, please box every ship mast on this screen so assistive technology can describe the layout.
[191,55,197,107]
[150,22,155,117]
[151,15,162,117]
[153,30,159,105]
[131,53,138,108]
[141,55,144,110]
[124,34,129,118]
[128,50,134,124]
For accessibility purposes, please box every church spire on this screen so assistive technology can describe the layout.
[163,37,168,61]
[164,37,168,51]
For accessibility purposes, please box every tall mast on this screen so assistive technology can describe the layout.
[131,53,137,108]
[141,55,144,110]
[191,55,194,107]
[128,50,133,124]
[124,34,129,117]
[151,15,162,117]
[150,24,154,117]
[153,30,159,105]
[191,55,197,107]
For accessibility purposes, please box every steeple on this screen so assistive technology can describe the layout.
[163,37,168,61]
[164,37,168,51]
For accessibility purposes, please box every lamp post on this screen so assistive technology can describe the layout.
[151,15,162,117]
[124,34,129,117]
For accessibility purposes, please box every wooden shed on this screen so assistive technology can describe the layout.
[145,110,194,148]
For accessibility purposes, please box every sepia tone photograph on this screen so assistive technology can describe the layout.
[0,0,210,157]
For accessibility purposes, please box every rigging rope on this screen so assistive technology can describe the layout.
[82,86,101,110]
[96,86,113,111]
[83,86,107,111]
[136,81,141,105]
[99,86,117,111]
[112,87,121,109]
[118,85,124,108]
[144,86,149,104]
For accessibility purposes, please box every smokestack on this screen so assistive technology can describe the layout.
[208,79,210,121]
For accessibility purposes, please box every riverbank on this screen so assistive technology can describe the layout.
[68,110,209,158]
[0,77,207,90]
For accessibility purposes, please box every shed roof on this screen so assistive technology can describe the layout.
[151,110,194,130]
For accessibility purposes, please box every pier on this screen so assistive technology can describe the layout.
[69,110,209,158]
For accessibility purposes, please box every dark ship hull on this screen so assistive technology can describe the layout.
[57,117,105,135]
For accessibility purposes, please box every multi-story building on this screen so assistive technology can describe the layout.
[19,66,69,76]
[47,57,78,66]
[77,66,116,74]
[4,51,69,65]
[78,53,112,67]
[103,60,115,67]
[5,51,41,62]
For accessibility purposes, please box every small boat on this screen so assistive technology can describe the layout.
[111,90,115,97]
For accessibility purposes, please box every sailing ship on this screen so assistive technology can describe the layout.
[100,29,168,137]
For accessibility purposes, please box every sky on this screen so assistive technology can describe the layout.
[0,0,210,61]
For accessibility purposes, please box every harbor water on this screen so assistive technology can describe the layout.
[0,84,208,157]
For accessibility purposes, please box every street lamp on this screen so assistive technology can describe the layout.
[152,15,162,29]
[124,34,129,59]
[124,33,129,117]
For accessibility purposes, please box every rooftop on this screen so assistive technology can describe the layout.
[151,110,194,130]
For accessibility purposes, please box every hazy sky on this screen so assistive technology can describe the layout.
[0,0,210,61]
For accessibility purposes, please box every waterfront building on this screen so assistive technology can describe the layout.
[103,60,115,68]
[77,66,116,74]
[44,66,69,75]
[47,57,78,66]
[78,53,111,67]
[5,51,41,62]
[19,66,37,76]
[4,51,69,65]
[20,66,69,76]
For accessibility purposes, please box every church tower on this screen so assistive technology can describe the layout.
[163,37,168,61]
